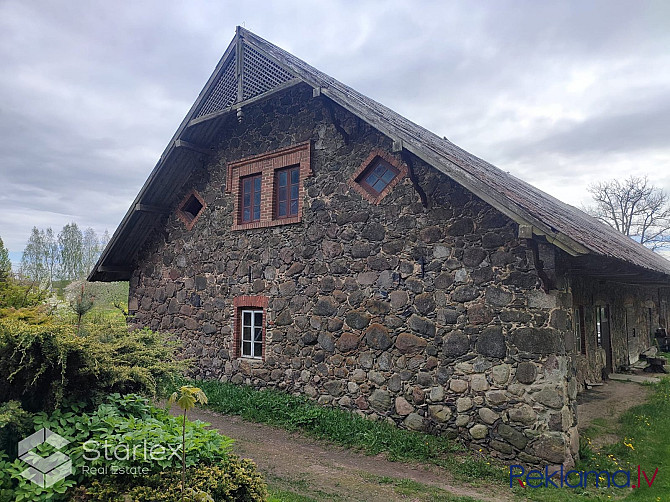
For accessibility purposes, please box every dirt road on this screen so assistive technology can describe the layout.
[187,408,508,502]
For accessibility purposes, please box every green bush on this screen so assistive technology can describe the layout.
[0,395,265,502]
[0,401,33,460]
[0,318,184,412]
[0,277,46,310]
[74,459,267,502]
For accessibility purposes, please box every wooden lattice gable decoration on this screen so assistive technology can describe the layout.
[191,27,300,123]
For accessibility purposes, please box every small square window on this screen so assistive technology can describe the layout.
[348,150,407,205]
[275,166,300,218]
[241,174,262,223]
[359,159,399,196]
[177,190,206,229]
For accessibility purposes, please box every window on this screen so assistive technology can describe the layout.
[241,309,263,358]
[177,190,206,230]
[574,306,586,355]
[227,142,311,230]
[233,295,268,360]
[359,159,399,196]
[348,150,407,204]
[241,174,262,223]
[276,166,300,218]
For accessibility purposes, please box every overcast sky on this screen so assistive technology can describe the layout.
[1,0,669,264]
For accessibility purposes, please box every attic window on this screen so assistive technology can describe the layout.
[359,159,399,195]
[177,190,206,230]
[348,149,407,204]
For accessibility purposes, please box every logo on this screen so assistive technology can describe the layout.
[18,428,72,488]
[510,464,659,489]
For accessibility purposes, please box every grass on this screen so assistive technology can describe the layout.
[363,474,485,501]
[510,377,670,502]
[196,379,506,482]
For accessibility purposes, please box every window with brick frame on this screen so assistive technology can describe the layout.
[233,295,268,360]
[227,142,311,230]
[348,149,407,205]
[176,190,206,230]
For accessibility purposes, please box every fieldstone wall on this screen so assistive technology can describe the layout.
[128,83,578,466]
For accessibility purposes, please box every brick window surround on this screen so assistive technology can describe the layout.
[349,149,407,205]
[227,142,311,230]
[233,295,269,360]
[176,189,206,230]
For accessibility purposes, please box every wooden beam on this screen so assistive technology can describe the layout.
[186,79,301,128]
[97,265,132,273]
[174,139,211,155]
[134,203,169,214]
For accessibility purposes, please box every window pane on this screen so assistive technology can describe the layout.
[373,163,386,177]
[290,200,298,215]
[278,201,286,217]
[254,311,263,325]
[381,169,395,184]
[242,341,251,356]
[278,187,287,202]
[372,179,386,192]
[253,206,260,220]
[254,342,263,357]
[242,326,251,341]
[278,171,287,186]
[254,327,262,342]
[290,168,299,184]
[243,311,251,325]
[290,185,299,199]
[254,176,261,191]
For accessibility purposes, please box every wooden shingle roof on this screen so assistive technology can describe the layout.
[89,27,670,282]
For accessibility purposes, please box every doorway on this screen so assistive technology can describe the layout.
[596,305,613,374]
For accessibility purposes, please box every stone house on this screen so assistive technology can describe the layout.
[90,28,670,467]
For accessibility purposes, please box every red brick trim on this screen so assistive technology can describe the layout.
[233,295,269,360]
[348,149,407,205]
[226,142,312,231]
[176,189,206,230]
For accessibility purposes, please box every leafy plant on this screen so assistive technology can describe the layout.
[169,386,209,501]
[0,318,185,411]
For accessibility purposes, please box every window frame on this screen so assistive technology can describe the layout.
[233,295,269,360]
[574,306,586,355]
[275,165,300,219]
[240,309,264,359]
[240,173,262,223]
[176,189,206,230]
[227,142,311,231]
[358,158,400,197]
[348,149,407,205]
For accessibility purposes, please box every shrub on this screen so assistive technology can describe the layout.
[0,319,184,412]
[0,395,266,502]
[74,459,267,502]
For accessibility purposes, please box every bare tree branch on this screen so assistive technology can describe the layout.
[585,175,670,251]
